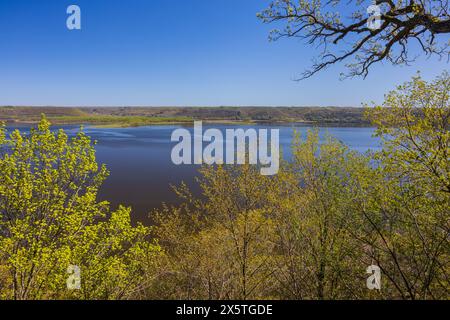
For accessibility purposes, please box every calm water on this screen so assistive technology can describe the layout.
[6,124,380,223]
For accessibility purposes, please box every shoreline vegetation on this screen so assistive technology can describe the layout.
[0,106,370,127]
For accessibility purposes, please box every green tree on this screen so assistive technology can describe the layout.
[369,71,450,194]
[272,131,371,299]
[0,116,159,300]
[353,72,450,299]
[152,164,279,299]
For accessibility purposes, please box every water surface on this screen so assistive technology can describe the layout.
[5,124,380,223]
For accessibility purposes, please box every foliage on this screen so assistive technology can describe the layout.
[0,72,448,300]
[152,72,449,299]
[0,116,160,299]
[359,71,450,299]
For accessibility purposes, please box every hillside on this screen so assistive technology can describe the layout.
[0,106,370,126]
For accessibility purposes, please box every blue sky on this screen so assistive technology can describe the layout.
[0,0,447,107]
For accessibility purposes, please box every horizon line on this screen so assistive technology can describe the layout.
[0,105,364,108]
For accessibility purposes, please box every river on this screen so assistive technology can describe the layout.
[6,123,380,223]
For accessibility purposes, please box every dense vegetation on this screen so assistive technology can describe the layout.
[0,106,369,126]
[0,73,448,299]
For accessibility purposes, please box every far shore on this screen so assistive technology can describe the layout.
[0,106,371,128]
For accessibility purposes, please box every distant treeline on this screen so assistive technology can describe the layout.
[0,106,370,126]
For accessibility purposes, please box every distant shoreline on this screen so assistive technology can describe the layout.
[0,106,371,128]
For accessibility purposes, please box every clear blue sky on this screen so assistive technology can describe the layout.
[0,0,446,107]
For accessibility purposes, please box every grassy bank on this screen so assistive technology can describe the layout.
[47,115,193,127]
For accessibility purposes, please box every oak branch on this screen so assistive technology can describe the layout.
[258,0,450,79]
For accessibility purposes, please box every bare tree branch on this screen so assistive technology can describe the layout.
[258,0,450,79]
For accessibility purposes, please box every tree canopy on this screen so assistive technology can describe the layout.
[0,117,159,299]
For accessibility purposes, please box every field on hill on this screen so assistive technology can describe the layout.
[0,106,370,127]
